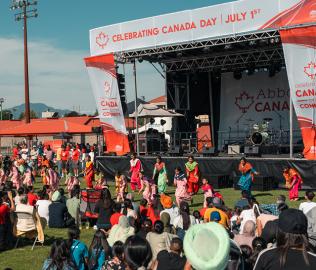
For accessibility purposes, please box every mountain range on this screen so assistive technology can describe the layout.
[6,103,71,119]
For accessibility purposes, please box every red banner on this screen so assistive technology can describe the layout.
[281,26,316,160]
[84,54,130,156]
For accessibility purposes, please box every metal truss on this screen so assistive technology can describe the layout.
[164,47,285,72]
[115,30,280,62]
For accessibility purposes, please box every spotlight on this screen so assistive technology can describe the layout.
[138,57,143,63]
[249,40,256,46]
[224,44,232,50]
[177,52,183,57]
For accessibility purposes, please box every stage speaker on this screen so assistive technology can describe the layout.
[205,175,231,189]
[201,147,216,157]
[244,146,260,156]
[228,145,240,155]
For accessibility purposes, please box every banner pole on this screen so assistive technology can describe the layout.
[133,60,140,156]
[290,86,293,159]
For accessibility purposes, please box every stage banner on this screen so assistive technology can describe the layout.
[280,26,316,160]
[219,70,299,149]
[84,54,130,156]
[90,0,315,56]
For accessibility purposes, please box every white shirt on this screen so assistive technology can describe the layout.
[160,206,180,225]
[36,199,52,223]
[299,201,316,214]
[239,209,256,233]
[173,215,196,229]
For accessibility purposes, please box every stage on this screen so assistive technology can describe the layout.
[96,155,316,189]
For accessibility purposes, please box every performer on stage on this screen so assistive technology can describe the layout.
[283,166,303,201]
[185,156,199,195]
[238,157,258,196]
[174,167,191,207]
[115,171,127,202]
[152,155,167,194]
[84,155,94,189]
[129,153,142,191]
[139,171,156,205]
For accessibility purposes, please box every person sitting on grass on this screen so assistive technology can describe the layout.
[0,191,15,251]
[27,185,39,206]
[235,190,250,209]
[299,191,316,215]
[49,191,68,228]
[42,239,75,270]
[102,241,125,270]
[88,230,111,270]
[68,226,89,270]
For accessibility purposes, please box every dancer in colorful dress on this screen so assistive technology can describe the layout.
[139,171,156,205]
[153,155,167,194]
[174,167,191,207]
[129,153,142,191]
[0,161,7,185]
[237,157,258,196]
[94,169,107,190]
[47,165,60,191]
[201,178,214,208]
[283,166,303,201]
[115,171,127,202]
[84,155,94,189]
[10,161,22,189]
[23,165,33,187]
[185,156,200,195]
[66,171,79,194]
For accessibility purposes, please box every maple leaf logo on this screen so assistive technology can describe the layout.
[96,32,109,49]
[304,62,316,80]
[235,91,254,113]
[104,81,111,96]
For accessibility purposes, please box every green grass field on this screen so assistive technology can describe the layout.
[0,178,305,270]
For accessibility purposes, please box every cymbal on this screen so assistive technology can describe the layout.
[263,118,273,121]
[245,119,255,122]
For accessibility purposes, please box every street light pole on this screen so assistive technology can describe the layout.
[10,0,38,124]
[0,98,4,121]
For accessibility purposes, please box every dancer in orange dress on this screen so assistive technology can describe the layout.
[84,155,94,189]
[185,156,199,195]
[283,166,303,201]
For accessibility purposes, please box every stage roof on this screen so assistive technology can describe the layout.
[90,0,315,60]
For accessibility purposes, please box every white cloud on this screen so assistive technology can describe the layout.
[0,37,165,113]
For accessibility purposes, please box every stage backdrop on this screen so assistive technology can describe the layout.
[84,55,130,156]
[219,71,300,148]
[281,26,316,160]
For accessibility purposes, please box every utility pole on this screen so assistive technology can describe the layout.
[10,0,38,124]
[0,98,4,120]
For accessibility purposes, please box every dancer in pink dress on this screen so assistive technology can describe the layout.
[129,153,142,191]
[66,172,79,194]
[0,161,7,185]
[47,166,60,191]
[10,161,22,189]
[174,167,191,207]
[201,178,214,207]
[23,166,33,187]
[139,171,156,205]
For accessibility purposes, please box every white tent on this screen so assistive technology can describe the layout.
[129,104,183,118]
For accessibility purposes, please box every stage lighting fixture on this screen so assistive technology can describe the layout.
[138,57,143,63]
[203,46,211,52]
[249,40,256,46]
[233,70,242,80]
[177,52,183,57]
[224,44,232,50]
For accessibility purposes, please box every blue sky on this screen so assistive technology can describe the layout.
[0,0,232,113]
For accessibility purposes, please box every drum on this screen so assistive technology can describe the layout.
[251,132,269,145]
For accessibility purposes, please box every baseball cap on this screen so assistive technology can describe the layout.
[278,208,307,234]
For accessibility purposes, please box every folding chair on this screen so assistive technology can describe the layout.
[14,211,45,250]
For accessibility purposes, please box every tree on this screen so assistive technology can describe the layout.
[64,111,80,117]
[19,110,38,120]
[1,109,13,120]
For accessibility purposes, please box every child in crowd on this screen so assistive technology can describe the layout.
[174,167,191,207]
[201,178,214,207]
[23,165,33,187]
[139,171,156,205]
[41,166,48,185]
[115,172,127,202]
[46,165,60,191]
[139,198,148,222]
[193,210,202,224]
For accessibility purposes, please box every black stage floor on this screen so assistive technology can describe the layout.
[96,155,316,189]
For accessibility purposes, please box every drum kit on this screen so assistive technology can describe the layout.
[244,118,275,145]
